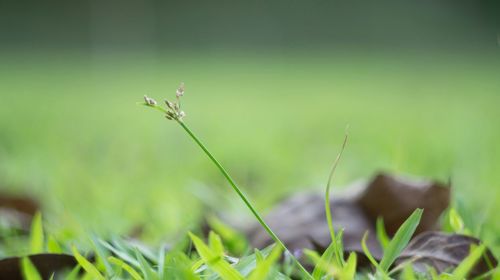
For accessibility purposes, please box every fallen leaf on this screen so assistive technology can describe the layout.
[357,173,450,236]
[243,172,450,264]
[245,189,383,262]
[0,192,40,234]
[0,253,77,280]
[0,192,39,217]
[395,232,498,278]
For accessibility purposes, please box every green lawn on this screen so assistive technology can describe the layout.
[1,49,499,255]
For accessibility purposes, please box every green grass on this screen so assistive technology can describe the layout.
[0,49,499,260]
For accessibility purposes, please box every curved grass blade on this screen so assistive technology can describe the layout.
[324,131,348,267]
[361,231,381,271]
[71,245,105,280]
[376,217,390,252]
[109,256,144,280]
[98,239,140,268]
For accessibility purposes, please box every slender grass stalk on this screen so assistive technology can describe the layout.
[176,120,311,278]
[142,88,312,279]
[324,130,348,267]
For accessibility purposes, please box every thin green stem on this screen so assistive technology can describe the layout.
[176,120,312,279]
[324,132,348,267]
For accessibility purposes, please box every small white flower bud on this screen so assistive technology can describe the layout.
[144,95,157,106]
[176,82,185,97]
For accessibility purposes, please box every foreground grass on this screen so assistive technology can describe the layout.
[14,208,497,279]
[0,50,499,260]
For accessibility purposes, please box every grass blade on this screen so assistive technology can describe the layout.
[208,231,225,257]
[157,245,166,279]
[64,265,81,280]
[98,239,140,268]
[401,264,417,280]
[361,231,381,270]
[227,245,275,277]
[342,252,357,280]
[71,245,105,280]
[248,245,282,280]
[188,232,244,280]
[165,251,200,280]
[255,249,264,263]
[207,215,248,255]
[134,248,159,280]
[90,235,113,275]
[29,212,44,254]
[311,240,339,279]
[376,217,390,251]
[47,235,62,254]
[449,208,465,233]
[379,208,423,272]
[451,244,486,280]
[21,257,42,280]
[109,256,144,280]
[324,131,348,267]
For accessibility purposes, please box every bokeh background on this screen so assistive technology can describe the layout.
[1,0,499,252]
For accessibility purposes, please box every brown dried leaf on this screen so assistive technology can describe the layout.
[0,253,77,280]
[0,192,40,233]
[0,192,39,217]
[244,172,450,263]
[246,190,382,260]
[395,232,497,277]
[357,173,450,236]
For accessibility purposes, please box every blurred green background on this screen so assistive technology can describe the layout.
[0,0,499,252]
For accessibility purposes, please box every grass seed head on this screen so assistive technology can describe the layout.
[145,83,186,121]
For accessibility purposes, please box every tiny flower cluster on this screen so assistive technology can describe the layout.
[144,83,186,121]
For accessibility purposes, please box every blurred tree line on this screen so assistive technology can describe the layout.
[1,0,499,50]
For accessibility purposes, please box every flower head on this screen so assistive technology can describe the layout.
[143,83,186,121]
